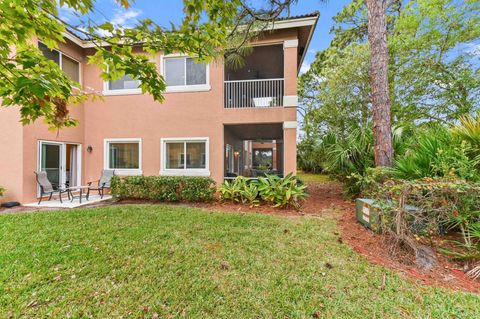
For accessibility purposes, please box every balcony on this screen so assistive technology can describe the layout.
[224,78,284,108]
[224,44,284,109]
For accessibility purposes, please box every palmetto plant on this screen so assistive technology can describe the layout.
[452,115,480,164]
[322,128,374,176]
[394,126,480,181]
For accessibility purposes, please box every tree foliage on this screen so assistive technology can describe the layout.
[298,0,480,186]
[0,0,296,129]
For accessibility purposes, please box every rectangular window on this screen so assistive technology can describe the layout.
[105,140,141,173]
[162,138,209,176]
[166,142,184,169]
[38,42,80,82]
[164,57,207,87]
[108,74,141,91]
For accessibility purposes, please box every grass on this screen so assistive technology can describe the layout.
[297,171,331,183]
[0,205,479,318]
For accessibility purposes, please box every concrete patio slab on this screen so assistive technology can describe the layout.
[24,195,112,209]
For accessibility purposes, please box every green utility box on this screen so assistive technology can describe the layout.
[356,199,419,234]
[355,198,382,233]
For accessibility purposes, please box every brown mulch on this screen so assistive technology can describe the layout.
[1,180,479,292]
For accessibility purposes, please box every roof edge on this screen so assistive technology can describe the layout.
[63,12,320,49]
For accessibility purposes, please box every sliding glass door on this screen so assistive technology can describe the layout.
[38,141,82,194]
[40,142,63,187]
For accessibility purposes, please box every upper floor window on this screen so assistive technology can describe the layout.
[108,74,140,91]
[163,57,209,92]
[38,42,80,82]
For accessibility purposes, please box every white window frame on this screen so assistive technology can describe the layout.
[102,70,142,96]
[38,41,82,84]
[161,54,211,93]
[160,137,210,176]
[37,140,82,197]
[104,138,143,175]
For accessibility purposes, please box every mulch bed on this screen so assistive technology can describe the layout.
[334,199,480,294]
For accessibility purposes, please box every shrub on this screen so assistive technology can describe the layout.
[0,186,5,197]
[220,174,308,209]
[348,166,394,197]
[257,173,308,209]
[370,177,480,259]
[297,139,324,173]
[111,176,216,202]
[219,176,259,207]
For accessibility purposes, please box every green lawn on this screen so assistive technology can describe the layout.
[0,205,479,318]
[297,171,331,183]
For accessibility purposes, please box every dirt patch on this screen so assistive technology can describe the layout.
[0,205,63,215]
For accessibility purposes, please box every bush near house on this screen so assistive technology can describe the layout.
[362,175,480,261]
[111,176,216,202]
[219,174,308,209]
[0,186,5,198]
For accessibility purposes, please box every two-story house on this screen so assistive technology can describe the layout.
[0,13,319,204]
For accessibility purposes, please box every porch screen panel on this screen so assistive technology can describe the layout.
[109,143,139,169]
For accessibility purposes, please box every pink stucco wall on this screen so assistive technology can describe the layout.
[0,107,24,202]
[1,28,301,204]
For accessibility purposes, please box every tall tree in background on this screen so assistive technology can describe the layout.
[365,0,394,167]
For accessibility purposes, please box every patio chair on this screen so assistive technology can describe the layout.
[87,170,115,200]
[34,171,70,205]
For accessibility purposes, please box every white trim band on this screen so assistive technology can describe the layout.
[283,121,297,129]
[283,39,299,49]
[283,95,298,107]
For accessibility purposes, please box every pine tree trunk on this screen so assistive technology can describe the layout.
[366,0,393,167]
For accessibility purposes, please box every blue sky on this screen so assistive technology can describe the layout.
[60,0,353,73]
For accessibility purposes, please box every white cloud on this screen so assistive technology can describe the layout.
[94,8,142,37]
[58,3,78,23]
[300,61,311,74]
[110,8,142,28]
[461,42,480,56]
[469,44,480,56]
[307,49,317,55]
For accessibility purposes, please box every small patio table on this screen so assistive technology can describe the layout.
[67,186,90,204]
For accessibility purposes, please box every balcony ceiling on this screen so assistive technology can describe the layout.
[225,123,283,140]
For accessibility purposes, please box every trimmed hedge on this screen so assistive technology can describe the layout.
[111,176,216,202]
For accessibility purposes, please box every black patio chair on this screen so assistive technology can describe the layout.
[34,171,70,205]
